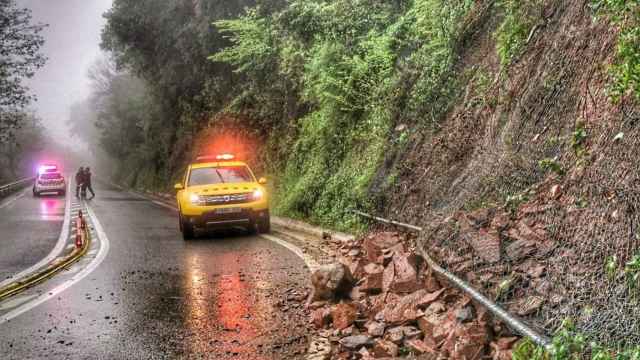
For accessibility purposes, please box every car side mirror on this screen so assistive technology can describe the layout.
[258,177,267,185]
[174,183,184,191]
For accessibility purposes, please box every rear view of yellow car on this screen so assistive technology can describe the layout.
[174,154,270,240]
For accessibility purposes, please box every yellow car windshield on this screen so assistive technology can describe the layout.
[188,166,254,186]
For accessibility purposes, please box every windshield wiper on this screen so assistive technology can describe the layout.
[215,168,225,183]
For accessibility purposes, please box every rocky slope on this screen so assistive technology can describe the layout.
[377,0,640,347]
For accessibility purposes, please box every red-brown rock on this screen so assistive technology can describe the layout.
[372,339,398,358]
[390,254,421,293]
[405,339,437,355]
[331,303,358,330]
[365,321,385,337]
[361,263,384,293]
[363,232,403,263]
[312,307,332,329]
[376,289,444,325]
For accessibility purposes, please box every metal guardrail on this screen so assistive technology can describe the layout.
[0,177,35,197]
[350,209,552,349]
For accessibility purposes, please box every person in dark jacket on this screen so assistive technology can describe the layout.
[75,167,84,197]
[84,167,95,199]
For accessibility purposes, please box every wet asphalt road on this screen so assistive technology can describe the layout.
[0,182,311,359]
[0,187,65,283]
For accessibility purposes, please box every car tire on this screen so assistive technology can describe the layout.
[33,190,39,197]
[59,190,66,196]
[181,216,195,240]
[257,216,271,234]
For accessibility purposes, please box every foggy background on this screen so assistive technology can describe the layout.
[18,0,113,146]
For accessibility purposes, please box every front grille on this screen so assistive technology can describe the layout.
[201,193,252,206]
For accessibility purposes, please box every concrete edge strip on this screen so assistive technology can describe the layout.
[0,201,110,324]
[0,182,73,289]
[271,217,354,244]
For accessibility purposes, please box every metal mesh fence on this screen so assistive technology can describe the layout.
[379,1,640,348]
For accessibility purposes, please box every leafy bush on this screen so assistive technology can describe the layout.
[212,0,476,230]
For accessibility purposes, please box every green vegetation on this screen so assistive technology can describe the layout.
[624,252,640,295]
[0,0,47,180]
[90,0,476,230]
[539,157,565,176]
[592,0,640,102]
[495,0,542,67]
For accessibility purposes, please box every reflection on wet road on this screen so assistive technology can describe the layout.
[0,182,311,359]
[0,190,65,283]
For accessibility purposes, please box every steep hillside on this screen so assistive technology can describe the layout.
[378,0,640,350]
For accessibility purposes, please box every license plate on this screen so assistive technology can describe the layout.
[215,207,242,214]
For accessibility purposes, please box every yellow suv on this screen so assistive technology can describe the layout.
[174,154,270,240]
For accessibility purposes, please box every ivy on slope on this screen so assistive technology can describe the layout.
[212,0,474,230]
[592,0,640,102]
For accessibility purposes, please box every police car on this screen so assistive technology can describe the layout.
[33,165,66,196]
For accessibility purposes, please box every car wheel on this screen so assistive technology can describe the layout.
[59,190,66,196]
[257,216,271,234]
[182,217,195,240]
[33,190,39,197]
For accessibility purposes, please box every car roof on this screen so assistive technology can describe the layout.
[189,161,248,169]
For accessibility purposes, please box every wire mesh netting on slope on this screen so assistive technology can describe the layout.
[380,0,640,349]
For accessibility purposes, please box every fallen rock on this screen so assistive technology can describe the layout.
[339,335,373,350]
[363,232,403,263]
[405,339,436,355]
[312,307,332,329]
[372,339,398,358]
[331,303,358,330]
[361,263,384,293]
[390,253,421,293]
[365,321,385,337]
[307,263,354,305]
[455,306,475,323]
[377,289,443,325]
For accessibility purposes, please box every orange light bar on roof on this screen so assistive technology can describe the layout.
[215,154,235,160]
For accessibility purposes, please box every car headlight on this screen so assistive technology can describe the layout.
[252,189,263,201]
[189,193,202,205]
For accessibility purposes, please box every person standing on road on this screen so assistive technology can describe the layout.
[75,167,84,198]
[84,167,95,199]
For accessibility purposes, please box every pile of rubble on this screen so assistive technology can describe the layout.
[306,232,520,359]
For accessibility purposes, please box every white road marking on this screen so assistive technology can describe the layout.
[0,201,110,324]
[259,234,319,272]
[0,182,72,289]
